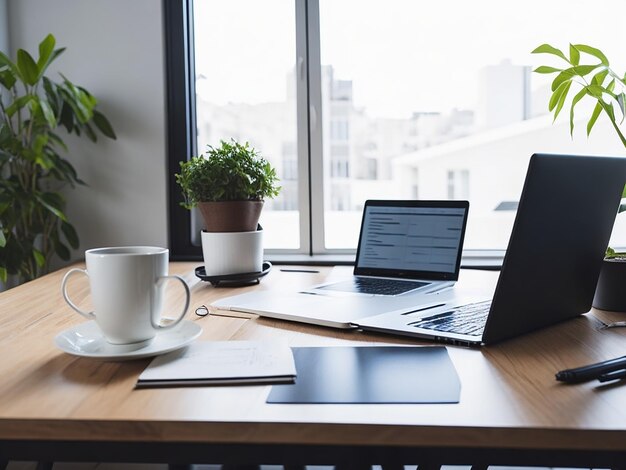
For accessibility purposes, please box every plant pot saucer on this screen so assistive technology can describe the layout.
[195,262,272,287]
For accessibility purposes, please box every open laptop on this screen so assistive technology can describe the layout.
[213,153,626,343]
[305,200,469,297]
[212,201,470,328]
[359,153,626,345]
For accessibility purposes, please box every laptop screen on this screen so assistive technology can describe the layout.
[354,200,469,281]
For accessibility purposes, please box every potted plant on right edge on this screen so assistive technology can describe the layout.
[532,43,626,311]
[176,139,280,277]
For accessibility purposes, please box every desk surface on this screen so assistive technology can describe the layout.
[2,263,626,463]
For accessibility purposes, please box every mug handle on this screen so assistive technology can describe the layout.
[152,275,191,330]
[61,268,96,320]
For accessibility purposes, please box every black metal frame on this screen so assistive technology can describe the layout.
[164,0,202,261]
[2,440,626,468]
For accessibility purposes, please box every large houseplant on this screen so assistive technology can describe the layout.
[532,43,626,310]
[0,34,116,285]
[176,139,280,232]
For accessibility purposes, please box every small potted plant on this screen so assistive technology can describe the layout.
[532,43,626,311]
[176,140,280,276]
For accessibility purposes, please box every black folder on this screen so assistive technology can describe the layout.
[267,346,460,404]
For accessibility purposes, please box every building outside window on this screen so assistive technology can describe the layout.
[171,0,626,258]
[447,170,470,200]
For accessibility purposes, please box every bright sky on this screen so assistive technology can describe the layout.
[194,0,626,118]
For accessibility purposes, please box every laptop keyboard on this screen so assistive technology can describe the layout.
[409,300,492,336]
[319,277,429,295]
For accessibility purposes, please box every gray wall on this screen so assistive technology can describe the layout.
[0,0,8,53]
[6,0,169,265]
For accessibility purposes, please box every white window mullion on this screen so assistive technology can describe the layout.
[305,0,326,255]
[294,0,312,254]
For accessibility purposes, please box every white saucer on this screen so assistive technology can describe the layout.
[54,320,202,360]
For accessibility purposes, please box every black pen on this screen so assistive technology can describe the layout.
[556,355,626,383]
[598,369,626,383]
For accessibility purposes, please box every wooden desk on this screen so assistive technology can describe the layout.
[2,263,626,467]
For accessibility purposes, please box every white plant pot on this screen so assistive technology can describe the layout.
[201,228,263,276]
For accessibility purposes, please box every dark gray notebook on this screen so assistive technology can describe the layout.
[267,346,460,404]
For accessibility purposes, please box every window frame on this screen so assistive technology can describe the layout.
[165,0,325,259]
[164,0,199,260]
[163,0,504,266]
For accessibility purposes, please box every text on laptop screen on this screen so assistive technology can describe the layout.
[356,205,466,274]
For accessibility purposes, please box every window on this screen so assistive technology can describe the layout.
[166,0,626,260]
[447,170,470,200]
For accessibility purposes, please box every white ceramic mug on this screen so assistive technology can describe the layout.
[201,228,263,276]
[61,246,190,345]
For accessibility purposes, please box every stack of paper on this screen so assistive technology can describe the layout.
[136,340,296,388]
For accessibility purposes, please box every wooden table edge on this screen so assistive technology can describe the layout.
[1,420,625,451]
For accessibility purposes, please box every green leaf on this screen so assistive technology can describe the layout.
[569,88,587,136]
[574,65,599,76]
[61,221,79,249]
[32,248,45,268]
[569,44,580,66]
[531,44,568,62]
[78,86,98,109]
[83,122,97,143]
[0,50,18,75]
[618,94,626,123]
[37,192,67,222]
[36,34,56,76]
[605,102,616,123]
[573,44,609,65]
[587,101,603,136]
[59,87,90,123]
[549,80,570,112]
[33,134,50,162]
[5,95,34,117]
[0,50,11,67]
[92,110,116,139]
[49,47,66,64]
[534,66,562,74]
[55,241,71,261]
[0,230,5,248]
[59,102,74,133]
[16,49,39,85]
[0,69,16,90]
[553,81,572,121]
[607,78,616,93]
[0,266,7,283]
[56,157,85,185]
[551,65,599,92]
[551,71,572,93]
[585,84,604,99]
[48,132,68,152]
[42,77,60,111]
[38,98,57,128]
[591,69,609,86]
